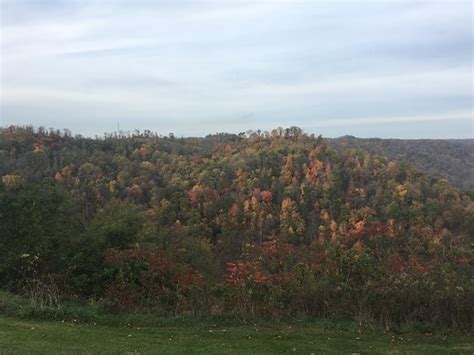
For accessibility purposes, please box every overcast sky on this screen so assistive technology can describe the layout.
[0,0,472,138]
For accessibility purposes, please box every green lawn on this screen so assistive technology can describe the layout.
[0,316,472,354]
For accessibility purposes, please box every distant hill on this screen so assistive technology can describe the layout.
[329,137,474,191]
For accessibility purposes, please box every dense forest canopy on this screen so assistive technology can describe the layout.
[330,136,474,191]
[0,125,472,328]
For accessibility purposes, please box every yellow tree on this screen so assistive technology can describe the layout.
[280,198,305,244]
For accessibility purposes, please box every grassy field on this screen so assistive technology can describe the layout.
[0,316,473,354]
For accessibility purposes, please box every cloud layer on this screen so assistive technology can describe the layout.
[1,0,472,138]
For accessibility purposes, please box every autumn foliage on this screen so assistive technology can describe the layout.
[0,126,472,328]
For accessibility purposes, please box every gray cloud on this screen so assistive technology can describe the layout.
[1,0,472,138]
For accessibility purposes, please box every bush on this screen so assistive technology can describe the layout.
[101,247,206,314]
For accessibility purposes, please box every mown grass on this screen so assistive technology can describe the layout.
[0,291,473,354]
[1,316,473,354]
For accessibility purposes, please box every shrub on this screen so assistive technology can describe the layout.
[102,247,206,314]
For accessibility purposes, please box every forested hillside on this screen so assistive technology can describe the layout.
[0,126,472,329]
[329,136,474,191]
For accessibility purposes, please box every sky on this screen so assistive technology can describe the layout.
[0,0,472,138]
